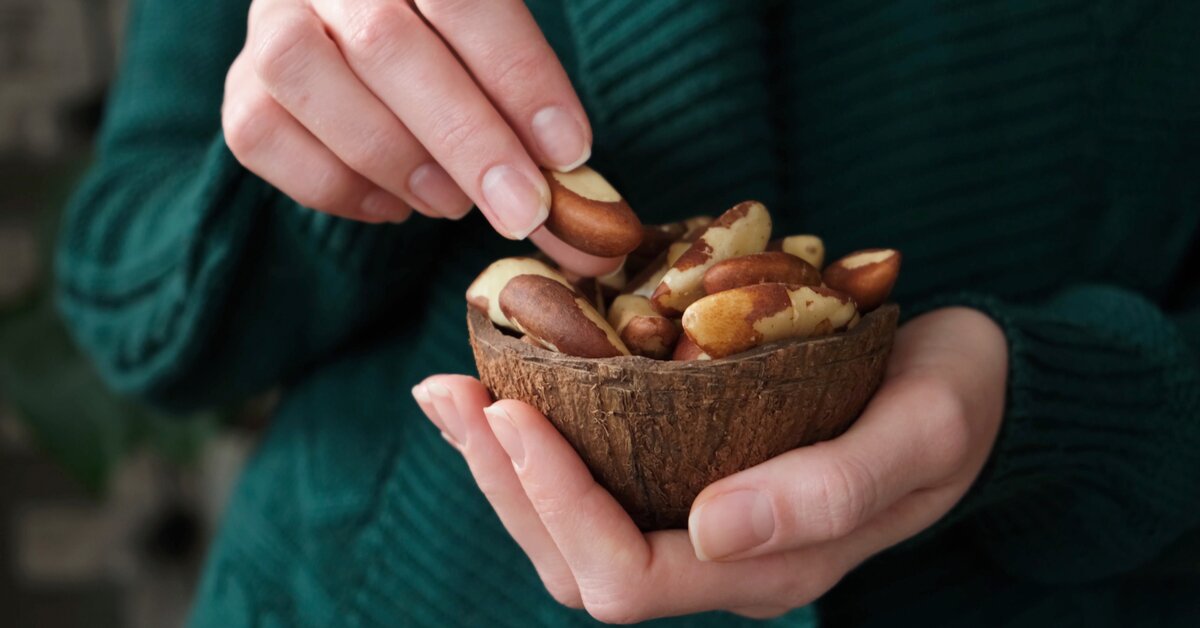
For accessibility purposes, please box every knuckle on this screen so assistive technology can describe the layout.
[298,167,359,213]
[340,130,398,175]
[578,577,647,625]
[253,13,319,85]
[413,0,478,24]
[910,374,972,474]
[542,578,583,609]
[222,91,279,159]
[582,597,644,625]
[344,3,422,60]
[429,107,487,157]
[487,47,548,92]
[801,452,874,541]
[472,470,517,505]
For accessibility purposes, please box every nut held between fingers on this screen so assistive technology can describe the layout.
[542,165,644,257]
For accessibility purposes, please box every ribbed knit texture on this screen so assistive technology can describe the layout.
[55,0,1200,626]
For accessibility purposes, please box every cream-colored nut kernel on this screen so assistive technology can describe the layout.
[499,274,630,358]
[543,165,643,257]
[787,285,858,337]
[651,201,772,316]
[701,251,821,295]
[681,283,858,358]
[466,257,572,330]
[681,215,715,238]
[769,235,825,269]
[822,248,901,312]
[672,333,711,361]
[607,295,679,359]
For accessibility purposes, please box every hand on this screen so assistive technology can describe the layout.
[223,0,617,275]
[413,307,1008,622]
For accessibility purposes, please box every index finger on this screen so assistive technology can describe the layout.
[311,0,549,239]
[414,0,592,171]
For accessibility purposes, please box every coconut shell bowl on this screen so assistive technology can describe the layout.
[467,303,899,531]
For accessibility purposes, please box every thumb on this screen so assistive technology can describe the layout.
[687,374,970,562]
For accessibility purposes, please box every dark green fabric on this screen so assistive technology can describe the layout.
[56,0,1200,626]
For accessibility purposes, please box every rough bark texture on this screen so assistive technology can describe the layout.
[468,304,899,530]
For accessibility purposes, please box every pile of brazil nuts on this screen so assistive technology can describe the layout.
[467,165,901,361]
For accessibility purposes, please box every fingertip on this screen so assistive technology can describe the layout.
[434,373,484,391]
[531,105,592,173]
[409,162,473,220]
[486,399,566,467]
[481,164,551,240]
[442,201,476,221]
[486,399,547,428]
[553,143,590,174]
[527,227,625,276]
[411,382,432,406]
[412,381,447,434]
[360,189,414,222]
[483,402,525,469]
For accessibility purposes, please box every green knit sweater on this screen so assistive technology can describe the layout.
[57,0,1200,626]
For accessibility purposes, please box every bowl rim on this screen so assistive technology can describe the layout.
[468,303,899,372]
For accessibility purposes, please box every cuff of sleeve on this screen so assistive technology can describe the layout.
[906,287,1200,581]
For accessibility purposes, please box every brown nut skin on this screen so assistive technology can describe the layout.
[607,295,679,359]
[543,166,643,257]
[651,201,772,316]
[569,275,607,317]
[499,274,630,358]
[822,248,901,313]
[466,257,573,330]
[701,252,821,295]
[671,333,711,361]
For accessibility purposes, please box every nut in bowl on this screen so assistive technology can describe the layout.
[467,170,902,530]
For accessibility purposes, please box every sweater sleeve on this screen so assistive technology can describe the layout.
[918,280,1200,584]
[55,0,445,411]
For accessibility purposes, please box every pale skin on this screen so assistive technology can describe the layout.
[415,308,1008,622]
[222,0,619,276]
[223,2,1009,620]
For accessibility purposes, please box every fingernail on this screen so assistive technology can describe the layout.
[361,189,409,221]
[483,405,524,469]
[531,106,590,172]
[688,490,775,561]
[426,381,464,445]
[409,162,471,219]
[481,164,549,240]
[412,383,431,406]
[413,383,451,437]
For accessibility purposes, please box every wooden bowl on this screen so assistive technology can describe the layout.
[467,304,899,530]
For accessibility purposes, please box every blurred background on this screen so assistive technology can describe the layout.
[1,1,269,625]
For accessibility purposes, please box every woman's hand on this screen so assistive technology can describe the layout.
[414,307,1007,621]
[223,0,616,275]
